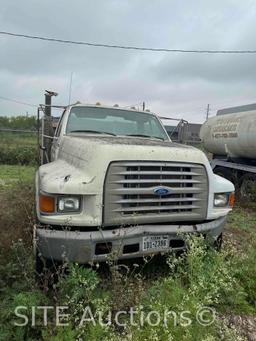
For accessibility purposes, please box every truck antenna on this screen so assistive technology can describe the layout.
[68,72,74,105]
[206,103,210,120]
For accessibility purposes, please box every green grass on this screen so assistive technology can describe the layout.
[227,205,256,232]
[0,132,38,165]
[1,231,254,340]
[226,206,256,248]
[0,164,35,188]
[0,131,37,146]
[0,169,255,340]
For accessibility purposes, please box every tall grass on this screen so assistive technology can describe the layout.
[0,132,38,165]
[1,220,255,340]
[0,180,255,340]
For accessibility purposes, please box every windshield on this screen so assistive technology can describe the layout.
[66,106,169,140]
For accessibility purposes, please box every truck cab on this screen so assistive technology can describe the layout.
[35,104,234,266]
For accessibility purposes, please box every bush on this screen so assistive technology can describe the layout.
[1,235,254,341]
[0,131,38,165]
[0,144,38,165]
[0,182,35,251]
[1,174,255,340]
[0,241,47,341]
[0,115,37,130]
[124,236,248,340]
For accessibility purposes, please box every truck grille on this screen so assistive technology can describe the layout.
[103,161,208,226]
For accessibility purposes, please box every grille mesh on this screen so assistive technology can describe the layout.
[103,161,208,225]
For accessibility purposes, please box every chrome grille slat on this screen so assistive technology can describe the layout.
[112,179,201,184]
[103,161,208,225]
[113,171,201,176]
[115,197,201,204]
[110,187,204,195]
[111,162,203,168]
[114,205,200,212]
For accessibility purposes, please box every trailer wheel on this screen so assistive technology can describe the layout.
[239,174,256,202]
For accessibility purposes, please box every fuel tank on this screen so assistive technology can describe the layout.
[200,109,256,159]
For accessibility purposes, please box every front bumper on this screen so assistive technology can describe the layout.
[36,217,226,263]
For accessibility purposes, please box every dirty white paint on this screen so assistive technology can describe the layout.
[200,110,256,159]
[37,105,234,227]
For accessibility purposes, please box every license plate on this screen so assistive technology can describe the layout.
[142,235,169,251]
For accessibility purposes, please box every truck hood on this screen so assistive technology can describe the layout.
[59,134,203,161]
[39,135,209,194]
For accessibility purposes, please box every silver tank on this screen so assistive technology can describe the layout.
[200,109,256,159]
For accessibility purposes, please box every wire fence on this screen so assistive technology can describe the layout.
[0,128,37,134]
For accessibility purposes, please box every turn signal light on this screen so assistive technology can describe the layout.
[229,193,235,207]
[39,194,55,213]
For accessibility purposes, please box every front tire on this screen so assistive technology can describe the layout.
[35,251,61,288]
[214,233,223,251]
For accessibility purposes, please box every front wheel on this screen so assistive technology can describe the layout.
[35,251,52,285]
[214,233,223,251]
[35,252,63,288]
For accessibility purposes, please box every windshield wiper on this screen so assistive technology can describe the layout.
[126,134,165,141]
[69,129,116,136]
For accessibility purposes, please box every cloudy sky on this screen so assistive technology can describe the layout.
[1,0,256,123]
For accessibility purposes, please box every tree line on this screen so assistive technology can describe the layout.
[0,115,37,130]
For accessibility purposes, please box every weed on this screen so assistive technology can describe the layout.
[0,174,255,340]
[0,182,35,251]
[0,132,38,165]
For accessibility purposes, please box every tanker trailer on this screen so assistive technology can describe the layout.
[200,103,256,201]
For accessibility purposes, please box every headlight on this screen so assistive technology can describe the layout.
[214,193,234,207]
[39,193,81,214]
[58,196,81,213]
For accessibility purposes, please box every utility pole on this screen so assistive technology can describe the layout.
[206,104,210,120]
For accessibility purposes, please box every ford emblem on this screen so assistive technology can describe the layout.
[153,187,170,196]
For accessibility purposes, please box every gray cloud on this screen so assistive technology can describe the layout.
[145,53,256,83]
[1,0,256,123]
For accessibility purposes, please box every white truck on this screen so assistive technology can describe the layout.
[35,104,234,270]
